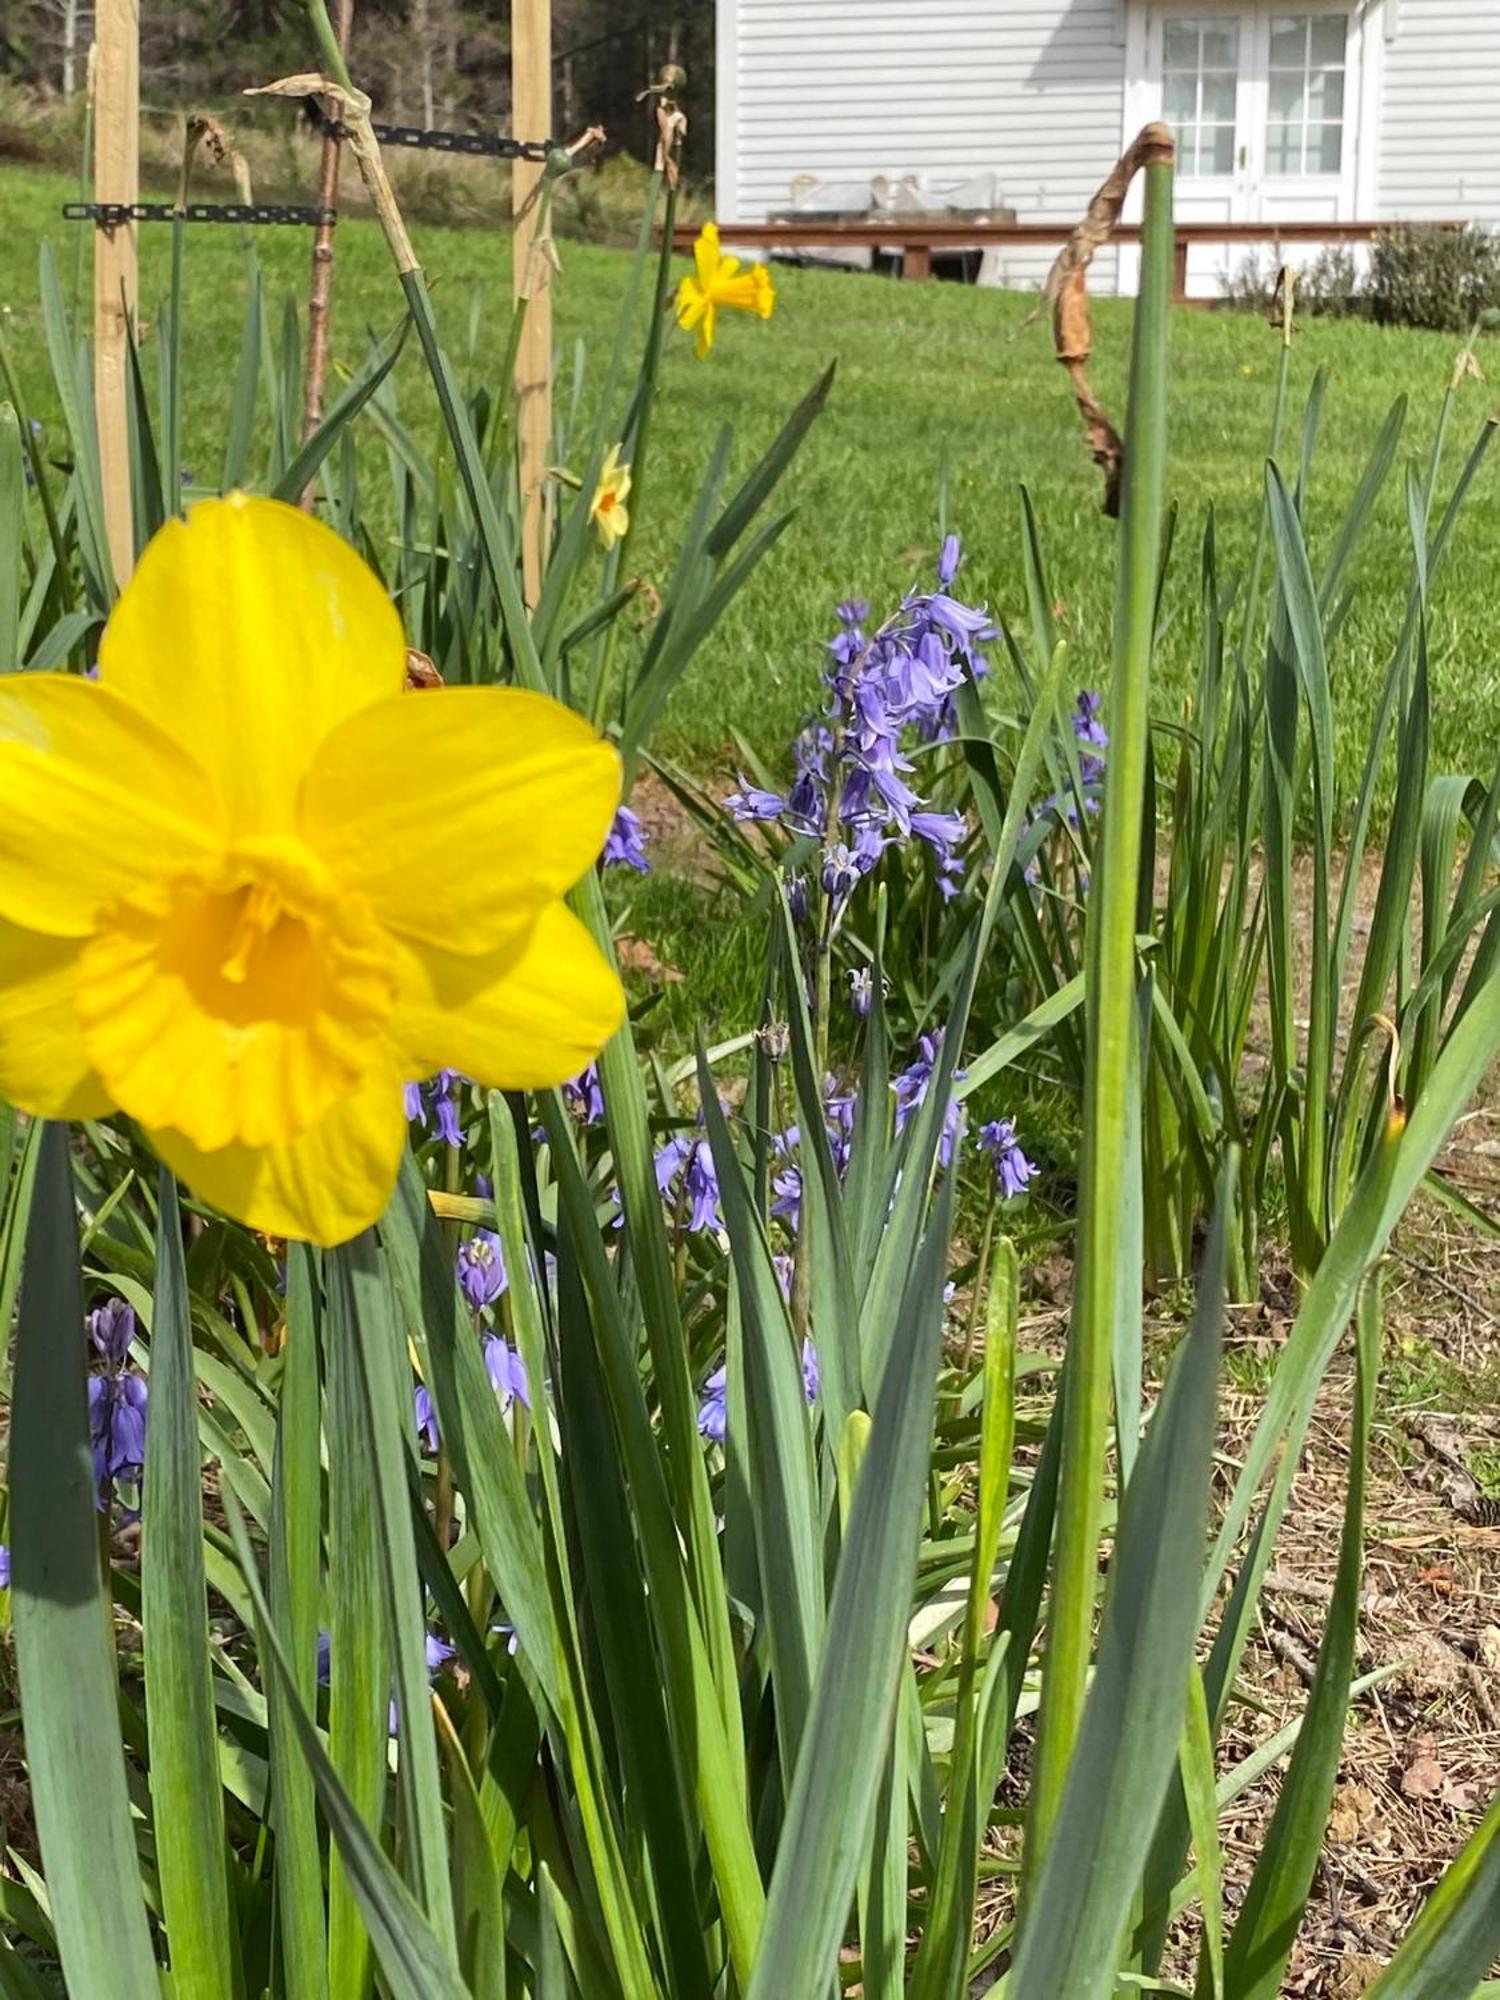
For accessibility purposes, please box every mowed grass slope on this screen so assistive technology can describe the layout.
[3,160,1497,803]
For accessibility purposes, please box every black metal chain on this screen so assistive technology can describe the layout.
[63,200,336,227]
[302,95,556,161]
[63,100,558,226]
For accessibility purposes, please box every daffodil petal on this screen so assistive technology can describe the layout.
[0,674,222,937]
[675,277,707,331]
[694,222,721,287]
[392,904,624,1086]
[151,1064,407,1246]
[0,919,113,1118]
[97,494,406,835]
[301,688,621,954]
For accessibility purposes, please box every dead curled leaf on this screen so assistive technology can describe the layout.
[1036,122,1175,518]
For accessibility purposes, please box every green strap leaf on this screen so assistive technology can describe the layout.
[10,1125,159,1995]
[142,1169,239,1997]
[1011,1159,1229,2000]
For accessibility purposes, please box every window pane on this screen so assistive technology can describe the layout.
[1201,71,1237,121]
[1309,121,1343,173]
[1269,16,1308,65]
[1163,71,1198,121]
[1163,20,1200,68]
[1178,133,1200,177]
[1201,23,1240,66]
[1265,122,1301,174]
[1268,70,1306,119]
[1306,66,1344,118]
[1203,123,1236,175]
[1309,14,1347,64]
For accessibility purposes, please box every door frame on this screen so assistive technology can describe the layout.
[1119,0,1384,231]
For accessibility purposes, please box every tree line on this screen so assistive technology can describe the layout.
[1,0,716,165]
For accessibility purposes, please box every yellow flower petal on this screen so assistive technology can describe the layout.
[152,1063,408,1246]
[0,674,223,937]
[0,919,113,1119]
[694,221,722,288]
[300,687,621,955]
[97,493,406,836]
[392,904,624,1087]
[76,843,398,1153]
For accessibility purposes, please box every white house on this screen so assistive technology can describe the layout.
[713,1,1500,294]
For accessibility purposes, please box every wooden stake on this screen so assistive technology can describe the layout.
[93,0,138,588]
[300,0,355,507]
[511,0,552,609]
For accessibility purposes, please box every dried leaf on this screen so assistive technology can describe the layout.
[1035,122,1175,517]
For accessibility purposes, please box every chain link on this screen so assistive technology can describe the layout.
[302,95,556,161]
[64,201,336,227]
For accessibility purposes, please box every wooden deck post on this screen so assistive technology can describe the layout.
[512,0,552,609]
[93,0,138,588]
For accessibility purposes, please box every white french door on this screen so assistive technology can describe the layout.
[1123,4,1360,296]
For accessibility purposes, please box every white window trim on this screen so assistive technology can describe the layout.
[1121,0,1384,214]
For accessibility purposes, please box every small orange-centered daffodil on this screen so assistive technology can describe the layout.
[675,222,776,358]
[589,444,632,550]
[0,494,624,1245]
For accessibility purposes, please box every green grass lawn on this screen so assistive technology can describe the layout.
[3,159,1497,808]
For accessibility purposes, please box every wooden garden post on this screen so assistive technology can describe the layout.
[511,0,552,608]
[93,0,138,588]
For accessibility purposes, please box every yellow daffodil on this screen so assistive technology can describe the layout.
[588,444,632,550]
[0,494,624,1245]
[675,222,776,358]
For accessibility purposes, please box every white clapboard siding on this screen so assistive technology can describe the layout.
[1377,0,1500,221]
[718,0,1128,289]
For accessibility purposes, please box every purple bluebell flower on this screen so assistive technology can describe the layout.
[978,1118,1038,1199]
[408,1070,466,1146]
[801,1340,820,1404]
[425,1632,456,1672]
[654,1130,694,1200]
[787,874,811,925]
[892,1031,966,1168]
[491,1621,521,1656]
[563,1061,605,1125]
[773,1252,795,1301]
[697,1363,727,1442]
[684,1138,722,1234]
[0,1546,10,1589]
[86,1301,147,1508]
[849,966,874,1017]
[911,809,967,868]
[316,1630,332,1684]
[1072,688,1108,795]
[771,1161,803,1230]
[413,1382,441,1453]
[821,841,864,901]
[835,599,869,628]
[726,778,787,823]
[87,1298,136,1364]
[458,1230,508,1311]
[937,532,962,588]
[603,804,650,873]
[483,1335,530,1412]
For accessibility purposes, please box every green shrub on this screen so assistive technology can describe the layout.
[1368,222,1500,332]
